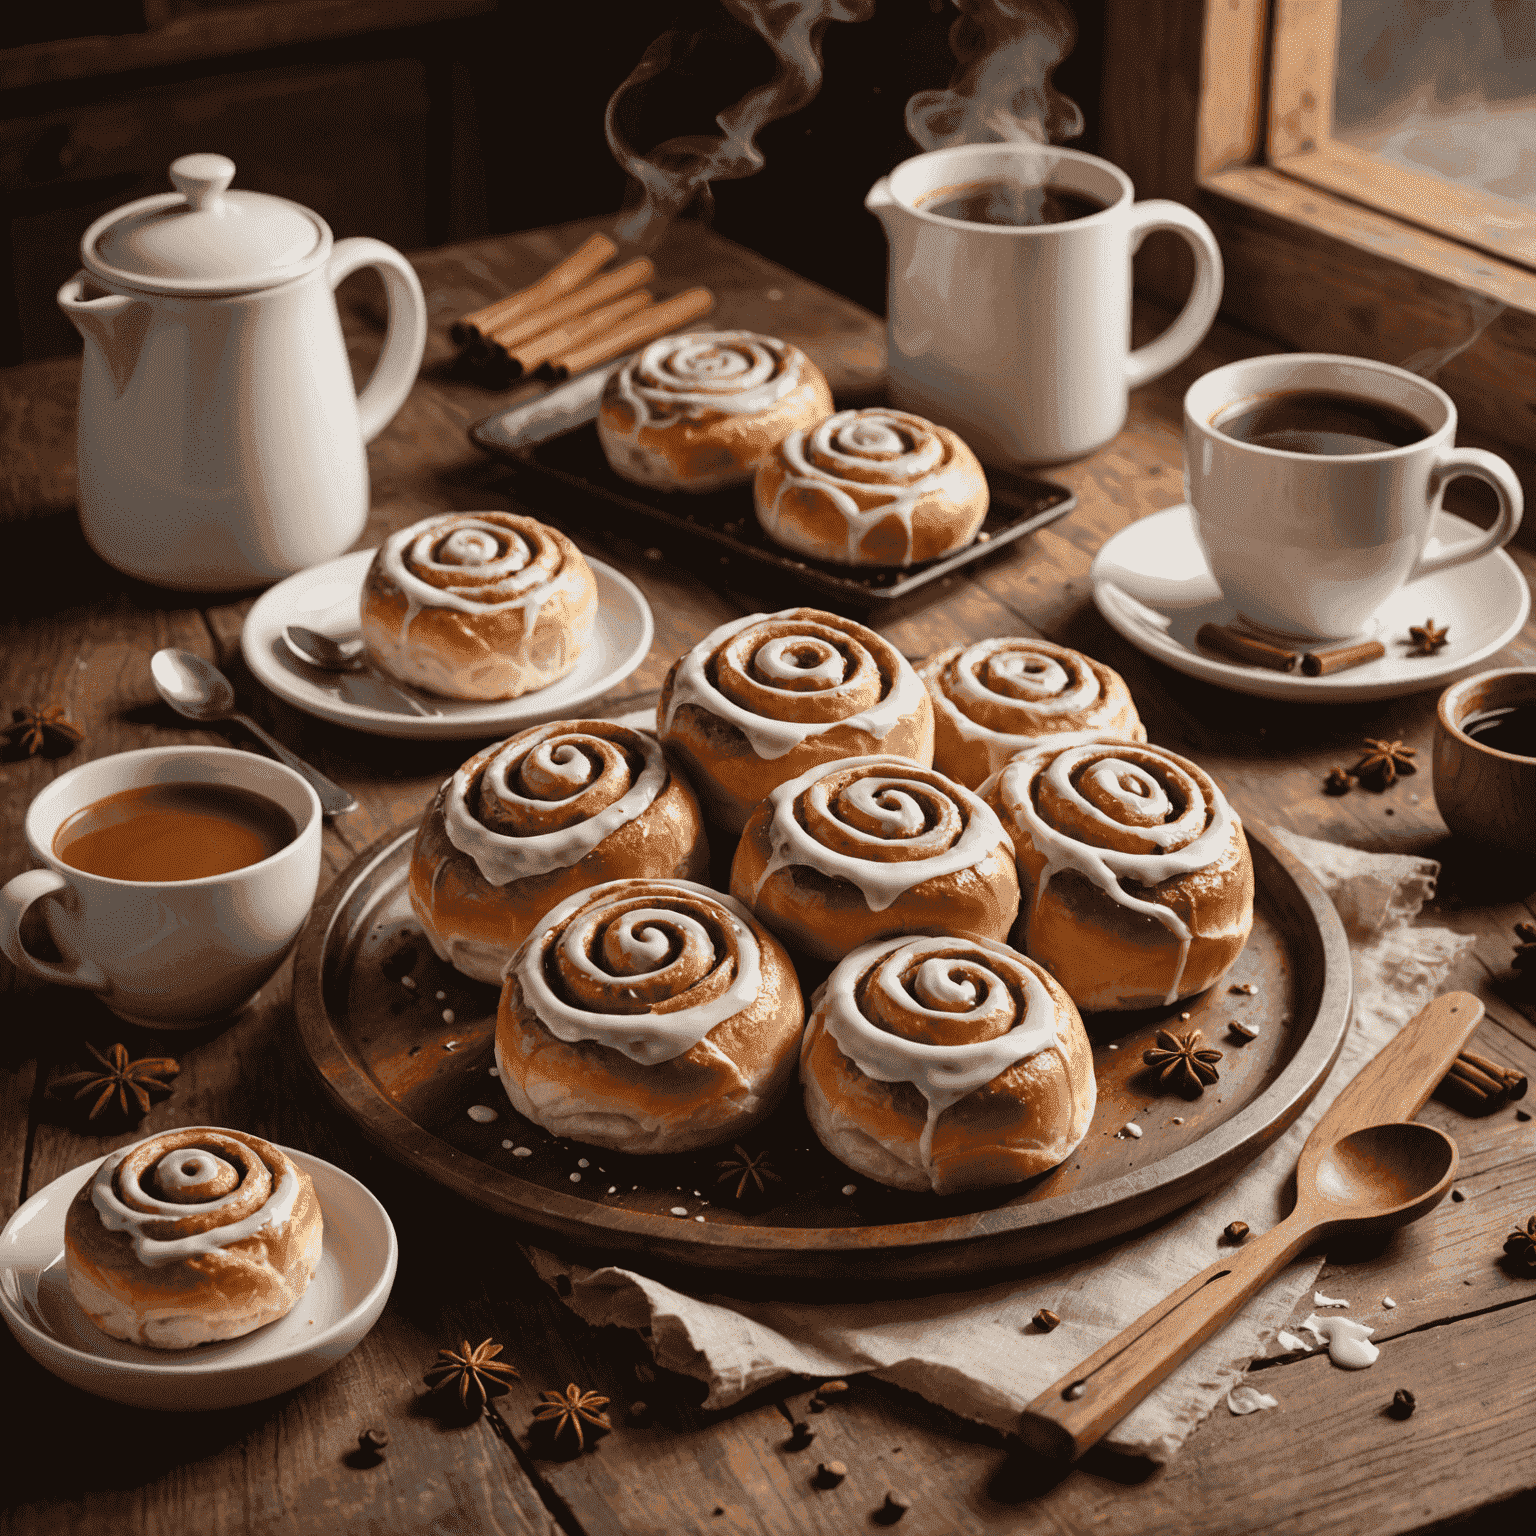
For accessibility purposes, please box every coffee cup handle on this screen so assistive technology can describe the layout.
[1124,201,1224,391]
[1411,447,1525,581]
[0,870,107,992]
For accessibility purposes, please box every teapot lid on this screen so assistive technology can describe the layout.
[82,155,329,294]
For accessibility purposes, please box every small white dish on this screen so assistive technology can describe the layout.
[0,1146,396,1411]
[241,549,654,739]
[1090,505,1530,703]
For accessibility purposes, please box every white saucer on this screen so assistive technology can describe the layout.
[1090,505,1530,703]
[0,1146,397,1411]
[241,550,654,739]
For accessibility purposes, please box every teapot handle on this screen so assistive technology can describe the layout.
[328,238,428,444]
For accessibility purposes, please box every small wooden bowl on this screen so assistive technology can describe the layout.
[1434,667,1536,858]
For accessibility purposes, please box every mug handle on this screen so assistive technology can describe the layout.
[0,870,107,992]
[328,237,429,445]
[1410,447,1525,581]
[1124,201,1225,391]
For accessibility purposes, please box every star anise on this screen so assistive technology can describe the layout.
[423,1338,519,1413]
[1503,1214,1536,1272]
[1406,618,1449,655]
[1,706,83,760]
[1351,737,1417,791]
[1143,1029,1223,1097]
[716,1145,781,1200]
[52,1042,179,1120]
[531,1383,611,1452]
[1323,766,1353,796]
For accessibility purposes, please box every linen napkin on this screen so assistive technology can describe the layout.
[528,830,1473,1461]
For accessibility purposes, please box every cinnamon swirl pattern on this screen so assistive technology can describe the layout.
[360,511,597,700]
[983,738,1253,1011]
[64,1128,323,1348]
[657,607,934,834]
[497,879,804,1153]
[731,755,1019,961]
[410,720,708,984]
[920,637,1146,789]
[598,330,834,492]
[755,408,989,566]
[800,935,1095,1194]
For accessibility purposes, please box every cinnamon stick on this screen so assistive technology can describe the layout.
[1195,622,1299,673]
[1461,1049,1527,1100]
[486,258,655,351]
[546,287,716,378]
[511,291,654,377]
[450,233,617,346]
[1301,639,1387,676]
[1434,1050,1528,1114]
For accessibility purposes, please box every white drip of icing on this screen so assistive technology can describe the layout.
[1227,1385,1279,1414]
[443,724,669,883]
[1313,1290,1349,1308]
[513,880,764,1066]
[986,739,1240,1007]
[90,1135,299,1269]
[661,608,928,761]
[1299,1313,1378,1368]
[612,331,814,431]
[817,934,1088,1173]
[751,755,1011,913]
[1275,1329,1308,1353]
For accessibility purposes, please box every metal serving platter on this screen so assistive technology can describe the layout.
[292,822,1350,1295]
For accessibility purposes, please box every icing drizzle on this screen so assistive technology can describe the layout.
[610,330,818,430]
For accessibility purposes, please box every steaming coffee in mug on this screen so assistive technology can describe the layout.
[867,144,1223,466]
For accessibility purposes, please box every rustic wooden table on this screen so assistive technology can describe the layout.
[2,220,1534,1536]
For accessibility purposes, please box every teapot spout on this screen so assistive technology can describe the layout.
[57,274,151,396]
[865,176,901,232]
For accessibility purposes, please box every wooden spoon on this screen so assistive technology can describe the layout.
[1017,990,1484,1462]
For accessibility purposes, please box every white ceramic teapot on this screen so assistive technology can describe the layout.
[58,153,428,591]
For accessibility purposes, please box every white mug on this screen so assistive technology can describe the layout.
[1184,353,1524,640]
[866,143,1223,465]
[0,747,321,1028]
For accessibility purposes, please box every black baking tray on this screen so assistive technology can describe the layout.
[471,416,1076,610]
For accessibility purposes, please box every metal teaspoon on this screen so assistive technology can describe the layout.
[150,649,357,817]
[282,625,442,717]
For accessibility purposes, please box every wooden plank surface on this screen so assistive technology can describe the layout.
[1,218,1533,1536]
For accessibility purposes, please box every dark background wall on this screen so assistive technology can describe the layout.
[0,0,1105,363]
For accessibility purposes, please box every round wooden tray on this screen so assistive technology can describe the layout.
[292,823,1351,1292]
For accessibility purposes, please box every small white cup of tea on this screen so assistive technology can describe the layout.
[0,746,322,1028]
[1184,353,1523,640]
[1433,667,1536,861]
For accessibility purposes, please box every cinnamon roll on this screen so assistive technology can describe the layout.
[360,511,597,700]
[983,738,1254,1011]
[496,879,804,1154]
[657,607,934,835]
[731,756,1018,962]
[800,934,1095,1194]
[754,407,989,566]
[64,1128,323,1349]
[410,720,709,984]
[920,637,1145,789]
[597,330,834,493]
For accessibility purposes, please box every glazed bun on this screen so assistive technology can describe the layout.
[657,607,935,835]
[730,755,1018,962]
[983,737,1254,1011]
[754,407,989,566]
[496,879,804,1154]
[800,934,1095,1194]
[360,511,597,700]
[920,637,1145,789]
[410,720,709,984]
[597,330,834,493]
[65,1128,322,1349]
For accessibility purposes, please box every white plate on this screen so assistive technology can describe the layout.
[1090,505,1530,703]
[241,549,654,739]
[0,1145,397,1411]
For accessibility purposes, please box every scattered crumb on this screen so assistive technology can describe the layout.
[1383,1297,1396,1309]
[501,1140,512,1149]
[1179,1011,1191,1021]
[1119,1122,1143,1139]
[842,1184,858,1196]
[977,530,991,542]
[442,1008,455,1025]
[467,1105,497,1123]
[444,1040,459,1051]
[570,1173,581,1183]
[1171,1117,1185,1125]
[435,990,446,1001]
[488,1066,499,1077]
[696,1215,706,1222]
[1227,1385,1278,1415]
[1313,1290,1349,1308]
[1107,1043,1119,1050]
[578,1159,590,1169]
[400,976,416,990]
[608,1187,617,1195]
[1230,982,1258,995]
[513,1147,533,1158]
[670,1206,689,1216]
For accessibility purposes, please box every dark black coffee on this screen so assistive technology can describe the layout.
[1212,390,1431,456]
[918,179,1108,227]
[1461,703,1536,760]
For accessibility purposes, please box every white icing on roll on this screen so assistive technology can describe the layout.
[752,755,1012,912]
[513,880,764,1066]
[989,740,1239,1006]
[661,608,928,761]
[90,1133,299,1269]
[611,331,814,430]
[443,724,669,883]
[818,934,1075,1170]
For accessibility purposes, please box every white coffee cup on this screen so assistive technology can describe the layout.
[0,747,322,1028]
[1184,353,1524,640]
[866,143,1223,465]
